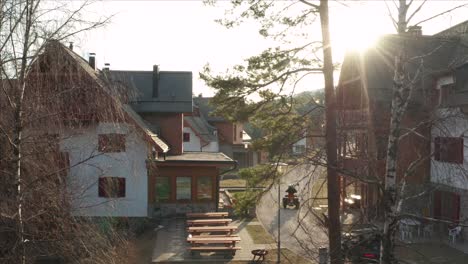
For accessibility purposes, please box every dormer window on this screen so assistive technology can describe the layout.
[183,132,190,142]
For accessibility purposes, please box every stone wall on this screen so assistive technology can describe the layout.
[151,203,216,218]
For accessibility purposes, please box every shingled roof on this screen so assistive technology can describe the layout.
[184,115,217,143]
[193,97,225,122]
[108,70,193,113]
[48,41,169,152]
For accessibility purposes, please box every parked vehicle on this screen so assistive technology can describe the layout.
[342,226,380,263]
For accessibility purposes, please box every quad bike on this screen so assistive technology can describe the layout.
[282,194,300,209]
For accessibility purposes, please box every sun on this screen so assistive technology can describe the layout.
[331,2,392,56]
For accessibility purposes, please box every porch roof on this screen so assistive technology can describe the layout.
[155,152,236,166]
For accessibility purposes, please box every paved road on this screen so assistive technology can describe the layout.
[256,164,328,262]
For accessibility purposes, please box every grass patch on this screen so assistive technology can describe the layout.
[265,248,312,264]
[245,225,276,244]
[220,179,246,188]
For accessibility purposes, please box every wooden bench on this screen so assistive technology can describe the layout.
[186,218,232,227]
[189,246,241,256]
[187,235,241,247]
[186,212,229,219]
[187,225,238,235]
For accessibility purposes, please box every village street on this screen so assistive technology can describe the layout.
[256,164,328,262]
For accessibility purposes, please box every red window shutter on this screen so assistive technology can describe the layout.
[98,178,107,197]
[118,178,126,198]
[453,193,461,223]
[434,137,441,161]
[117,134,126,152]
[434,191,442,219]
[98,135,108,152]
[458,138,464,164]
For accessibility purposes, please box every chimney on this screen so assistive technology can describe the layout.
[88,53,96,70]
[407,26,422,36]
[103,63,110,72]
[69,42,74,51]
[152,65,160,97]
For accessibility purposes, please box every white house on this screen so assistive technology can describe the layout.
[34,42,169,218]
[63,122,150,217]
[183,115,219,152]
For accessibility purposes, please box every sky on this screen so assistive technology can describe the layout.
[73,0,468,97]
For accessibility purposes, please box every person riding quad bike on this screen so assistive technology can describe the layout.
[283,184,299,209]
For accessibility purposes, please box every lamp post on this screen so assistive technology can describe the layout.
[277,174,281,264]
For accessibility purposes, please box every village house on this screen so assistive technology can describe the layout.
[22,41,174,218]
[14,41,235,219]
[107,69,236,217]
[193,96,260,168]
[337,22,468,229]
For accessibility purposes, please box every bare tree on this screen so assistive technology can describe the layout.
[0,1,142,263]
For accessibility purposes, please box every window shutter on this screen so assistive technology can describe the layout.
[118,178,126,198]
[434,191,442,219]
[453,193,461,223]
[98,178,107,197]
[434,137,441,161]
[458,138,464,164]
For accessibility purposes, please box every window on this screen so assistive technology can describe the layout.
[98,177,126,198]
[176,177,191,201]
[98,134,126,153]
[434,137,463,164]
[155,177,171,202]
[183,132,190,142]
[376,135,388,160]
[439,84,454,106]
[294,145,305,154]
[197,176,213,201]
[233,124,237,141]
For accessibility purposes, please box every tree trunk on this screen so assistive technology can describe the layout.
[398,0,408,34]
[319,1,343,264]
[381,1,410,263]
[381,54,406,264]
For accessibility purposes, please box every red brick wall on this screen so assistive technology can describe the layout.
[215,122,243,145]
[141,113,183,155]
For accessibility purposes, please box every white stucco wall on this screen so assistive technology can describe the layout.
[183,126,219,152]
[61,123,149,217]
[183,126,202,152]
[202,141,219,152]
[431,108,468,190]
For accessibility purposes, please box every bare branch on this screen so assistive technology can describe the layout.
[413,3,468,27]
[298,0,319,10]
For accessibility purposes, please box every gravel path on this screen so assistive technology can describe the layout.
[256,164,328,262]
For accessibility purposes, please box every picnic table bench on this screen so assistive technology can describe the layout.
[187,235,241,246]
[186,218,232,227]
[187,225,238,235]
[186,212,228,219]
[187,235,242,256]
[189,246,241,256]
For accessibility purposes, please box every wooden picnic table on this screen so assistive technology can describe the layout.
[186,212,229,219]
[187,235,241,247]
[186,218,232,227]
[187,225,238,235]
